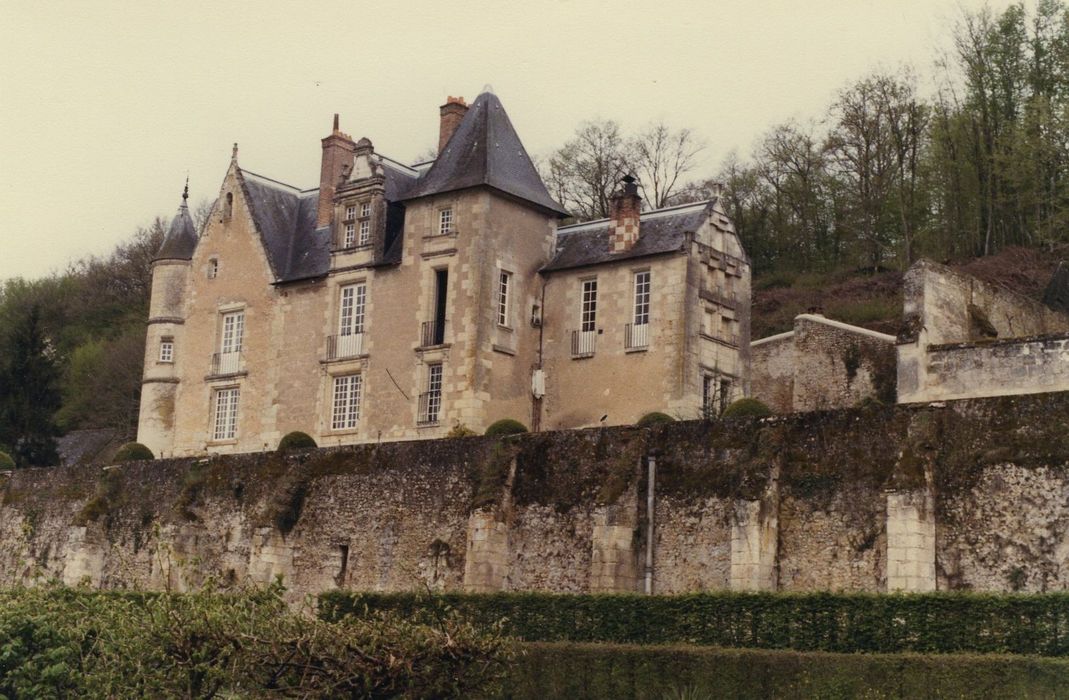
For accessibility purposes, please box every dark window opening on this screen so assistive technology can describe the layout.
[433,269,448,345]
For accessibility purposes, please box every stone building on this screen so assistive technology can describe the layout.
[137,91,750,458]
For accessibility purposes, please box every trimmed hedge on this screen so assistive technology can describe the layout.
[277,431,317,451]
[503,642,1069,699]
[112,442,154,462]
[485,419,528,437]
[636,412,675,427]
[722,398,772,418]
[319,591,1069,656]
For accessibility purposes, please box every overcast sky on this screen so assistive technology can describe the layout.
[0,0,1017,281]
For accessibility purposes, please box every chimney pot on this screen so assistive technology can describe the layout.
[610,175,643,253]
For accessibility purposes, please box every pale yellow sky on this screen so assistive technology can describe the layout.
[0,0,1016,280]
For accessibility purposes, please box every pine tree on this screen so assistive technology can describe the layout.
[0,303,61,467]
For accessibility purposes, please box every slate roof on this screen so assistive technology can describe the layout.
[543,201,714,272]
[154,190,199,261]
[400,92,568,217]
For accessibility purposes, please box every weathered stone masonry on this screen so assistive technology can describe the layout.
[3,392,1069,597]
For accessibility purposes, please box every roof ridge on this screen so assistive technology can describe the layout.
[558,200,714,233]
[240,169,304,193]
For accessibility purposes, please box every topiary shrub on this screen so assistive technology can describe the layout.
[113,442,154,462]
[278,431,317,451]
[0,451,13,470]
[637,412,675,428]
[446,424,478,438]
[484,419,528,437]
[721,398,772,419]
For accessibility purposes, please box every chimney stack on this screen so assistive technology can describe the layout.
[610,175,642,253]
[438,96,468,154]
[317,113,355,228]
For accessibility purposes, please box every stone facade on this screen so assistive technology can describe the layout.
[137,92,749,456]
[751,314,896,412]
[897,260,1069,403]
[8,392,1069,598]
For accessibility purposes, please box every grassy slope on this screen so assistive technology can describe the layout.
[751,246,1066,339]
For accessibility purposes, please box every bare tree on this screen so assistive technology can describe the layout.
[543,119,631,221]
[630,121,706,209]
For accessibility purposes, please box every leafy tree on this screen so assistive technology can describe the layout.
[0,303,61,466]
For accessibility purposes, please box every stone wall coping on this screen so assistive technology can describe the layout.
[794,314,896,343]
[927,330,1069,353]
[751,330,794,347]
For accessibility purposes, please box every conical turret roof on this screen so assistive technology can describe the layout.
[155,182,198,261]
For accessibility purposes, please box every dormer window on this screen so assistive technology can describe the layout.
[345,205,356,221]
[207,258,219,279]
[344,222,356,248]
[360,202,371,218]
[438,208,453,235]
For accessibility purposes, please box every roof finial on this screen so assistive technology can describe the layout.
[182,175,189,202]
[482,83,495,95]
[231,142,239,162]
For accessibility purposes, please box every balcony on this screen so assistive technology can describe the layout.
[625,322,649,351]
[327,332,365,360]
[701,331,740,348]
[417,390,442,425]
[699,284,738,309]
[571,329,597,358]
[419,319,448,348]
[210,351,244,377]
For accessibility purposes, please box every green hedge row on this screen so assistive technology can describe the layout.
[319,591,1069,656]
[499,642,1069,699]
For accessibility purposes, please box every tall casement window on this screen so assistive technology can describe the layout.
[572,278,598,357]
[438,208,453,236]
[345,204,356,220]
[331,374,362,430]
[334,282,367,358]
[358,219,371,246]
[628,270,651,349]
[159,338,174,363]
[581,279,598,332]
[215,310,244,375]
[497,271,512,327]
[212,387,239,441]
[344,222,356,248]
[207,258,219,279]
[419,363,443,425]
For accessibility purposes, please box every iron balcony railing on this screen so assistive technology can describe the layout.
[327,332,365,360]
[625,322,650,350]
[571,329,597,358]
[417,390,442,425]
[420,319,447,348]
[210,351,243,376]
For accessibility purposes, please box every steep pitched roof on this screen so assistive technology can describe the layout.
[238,160,418,283]
[400,92,568,217]
[543,201,714,272]
[154,187,199,261]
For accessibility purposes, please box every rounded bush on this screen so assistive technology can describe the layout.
[0,451,14,470]
[113,442,154,462]
[722,398,772,418]
[446,424,478,438]
[278,431,317,451]
[484,419,528,437]
[637,412,676,428]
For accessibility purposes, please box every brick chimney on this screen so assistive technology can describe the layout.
[317,113,356,228]
[610,175,642,253]
[438,96,468,154]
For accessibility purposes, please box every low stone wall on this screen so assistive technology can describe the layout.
[751,315,895,412]
[900,333,1069,403]
[2,393,1069,597]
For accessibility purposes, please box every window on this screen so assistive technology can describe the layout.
[220,311,244,354]
[331,374,362,430]
[339,283,367,336]
[497,271,512,327]
[345,205,356,221]
[159,338,174,363]
[360,202,371,218]
[419,363,443,424]
[212,387,239,440]
[438,208,453,235]
[344,222,356,248]
[580,279,598,332]
[207,258,219,279]
[702,374,732,418]
[633,271,650,326]
[358,219,371,245]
